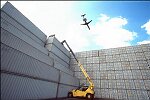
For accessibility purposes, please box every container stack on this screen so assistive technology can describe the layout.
[1,2,79,100]
[70,44,150,100]
[45,36,71,68]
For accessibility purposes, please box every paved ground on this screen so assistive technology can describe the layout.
[48,98,115,100]
[63,98,114,100]
[46,98,115,100]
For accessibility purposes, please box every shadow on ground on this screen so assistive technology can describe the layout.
[64,98,114,100]
[63,98,115,100]
[48,98,115,100]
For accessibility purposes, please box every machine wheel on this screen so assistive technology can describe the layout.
[68,92,73,98]
[86,93,93,99]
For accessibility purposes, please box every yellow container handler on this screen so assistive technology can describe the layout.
[61,40,95,99]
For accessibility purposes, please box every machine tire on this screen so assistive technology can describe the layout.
[86,93,93,99]
[68,92,73,98]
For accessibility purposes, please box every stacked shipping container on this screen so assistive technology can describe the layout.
[70,44,150,100]
[1,2,79,100]
[45,36,71,68]
[1,2,150,100]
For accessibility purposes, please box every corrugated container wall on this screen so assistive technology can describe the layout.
[45,36,71,68]
[1,2,79,100]
[70,44,150,100]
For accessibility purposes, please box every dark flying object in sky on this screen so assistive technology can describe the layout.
[81,14,92,30]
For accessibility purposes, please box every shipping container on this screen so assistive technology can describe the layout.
[46,43,70,64]
[136,90,149,100]
[116,80,126,89]
[126,90,138,100]
[144,80,150,90]
[1,43,59,82]
[1,2,47,42]
[117,89,128,100]
[137,60,149,70]
[57,84,77,97]
[1,11,45,46]
[92,50,99,57]
[48,52,69,67]
[78,51,87,58]
[133,45,143,53]
[134,80,146,90]
[1,73,58,100]
[54,60,73,76]
[1,30,53,66]
[59,71,79,86]
[135,52,146,61]
[130,61,140,69]
[2,3,150,98]
[1,19,47,54]
[141,44,150,52]
[46,36,70,57]
[86,51,93,57]
[143,51,150,60]
[118,47,127,54]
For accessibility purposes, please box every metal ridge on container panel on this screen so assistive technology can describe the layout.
[126,90,139,100]
[59,71,79,86]
[143,51,150,60]
[54,60,73,76]
[111,48,119,55]
[133,45,143,53]
[147,60,150,67]
[134,80,146,90]
[92,50,99,57]
[48,52,69,67]
[78,51,87,57]
[1,19,47,54]
[1,11,45,46]
[1,44,59,82]
[1,73,58,99]
[86,51,92,57]
[1,30,53,66]
[46,36,70,57]
[1,34,53,67]
[1,2,47,42]
[70,43,150,100]
[118,47,127,54]
[92,57,100,63]
[127,53,136,61]
[45,44,70,64]
[135,52,146,61]
[136,90,149,100]
[45,43,69,62]
[141,43,150,52]
[99,49,108,56]
[126,46,135,53]
[57,84,77,97]
[137,60,149,70]
[144,80,150,90]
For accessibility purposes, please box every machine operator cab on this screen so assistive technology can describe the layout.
[68,84,94,99]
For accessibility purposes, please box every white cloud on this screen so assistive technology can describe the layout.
[2,2,138,51]
[8,1,75,35]
[56,20,90,52]
[1,1,92,52]
[138,39,150,44]
[138,20,150,45]
[5,1,89,52]
[98,14,110,23]
[141,20,150,35]
[1,1,5,8]
[90,14,137,49]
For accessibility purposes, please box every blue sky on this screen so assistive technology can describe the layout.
[1,1,150,52]
[72,1,150,46]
